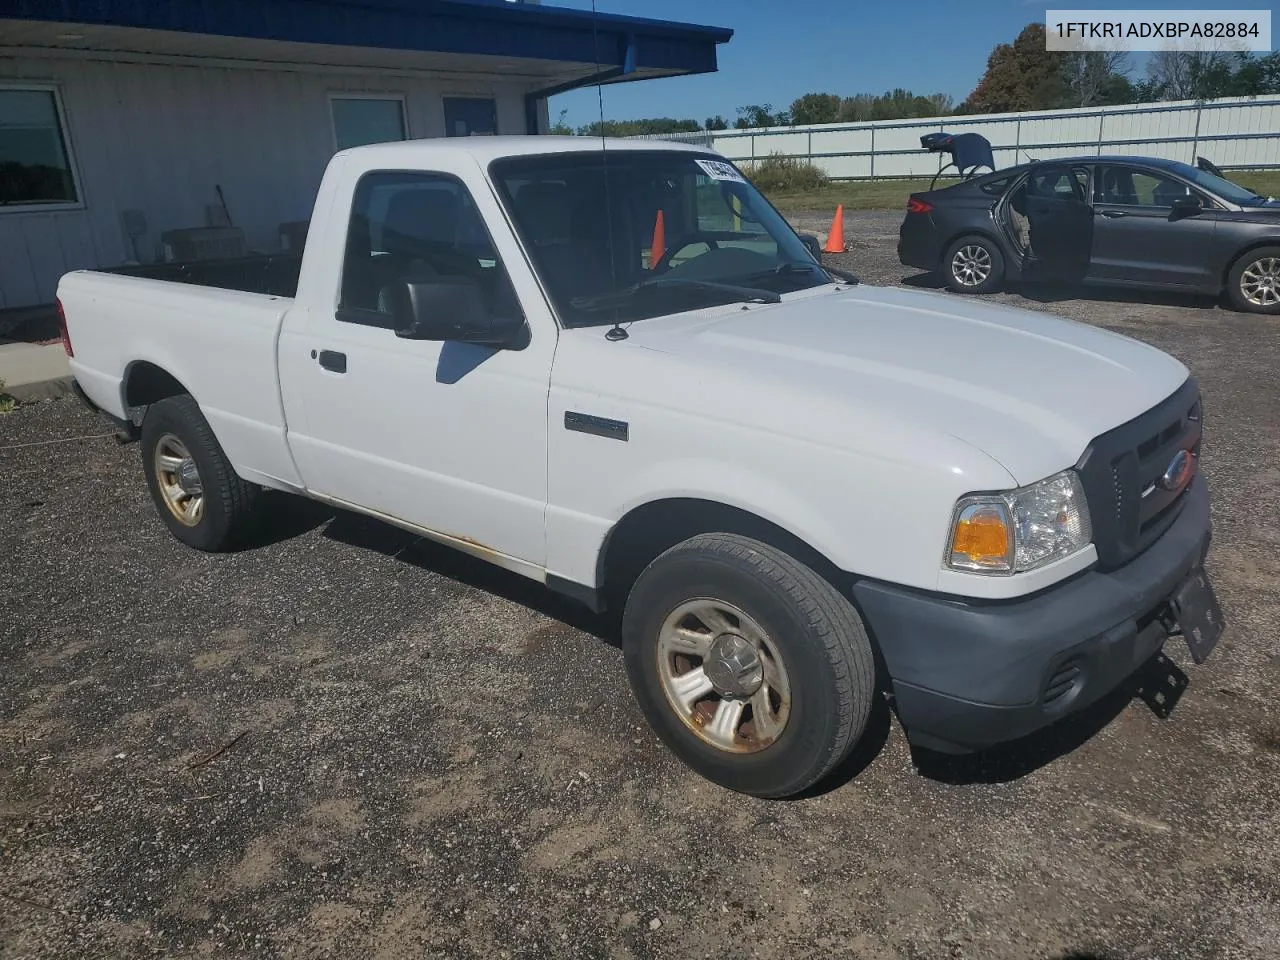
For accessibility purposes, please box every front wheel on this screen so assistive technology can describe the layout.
[1227,246,1280,314]
[622,533,876,798]
[942,235,1005,294]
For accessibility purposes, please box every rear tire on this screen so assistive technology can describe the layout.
[942,234,1005,294]
[140,394,260,552]
[622,533,876,798]
[1226,246,1280,314]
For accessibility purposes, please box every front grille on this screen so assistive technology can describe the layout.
[1077,378,1202,570]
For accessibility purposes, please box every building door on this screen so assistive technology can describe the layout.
[444,98,498,137]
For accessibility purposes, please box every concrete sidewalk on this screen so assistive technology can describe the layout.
[0,341,73,402]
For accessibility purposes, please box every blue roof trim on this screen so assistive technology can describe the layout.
[8,0,732,72]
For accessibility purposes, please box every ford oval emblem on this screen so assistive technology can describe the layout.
[1159,449,1195,491]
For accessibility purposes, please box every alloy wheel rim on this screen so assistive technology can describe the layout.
[1241,257,1280,307]
[951,244,992,287]
[154,433,205,527]
[656,598,791,754]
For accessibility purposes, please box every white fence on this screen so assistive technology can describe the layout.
[635,95,1280,179]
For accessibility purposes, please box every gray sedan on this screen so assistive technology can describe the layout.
[898,155,1280,314]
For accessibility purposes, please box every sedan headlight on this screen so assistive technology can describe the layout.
[946,470,1092,575]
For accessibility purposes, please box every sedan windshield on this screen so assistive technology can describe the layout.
[489,150,833,327]
[1174,162,1267,206]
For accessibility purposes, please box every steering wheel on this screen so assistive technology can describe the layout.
[652,233,722,273]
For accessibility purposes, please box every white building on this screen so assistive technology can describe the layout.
[0,0,731,311]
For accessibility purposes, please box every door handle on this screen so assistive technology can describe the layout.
[1101,210,1126,218]
[317,350,347,374]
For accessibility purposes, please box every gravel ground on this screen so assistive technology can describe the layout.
[3,212,1280,959]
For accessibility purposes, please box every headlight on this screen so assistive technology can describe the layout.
[946,470,1091,575]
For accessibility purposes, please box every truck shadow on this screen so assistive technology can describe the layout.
[248,499,1190,792]
[909,652,1189,785]
[313,504,620,645]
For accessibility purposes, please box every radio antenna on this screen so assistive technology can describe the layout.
[589,0,628,342]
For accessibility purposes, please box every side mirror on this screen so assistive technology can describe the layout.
[1171,195,1202,216]
[386,279,527,349]
[799,233,823,260]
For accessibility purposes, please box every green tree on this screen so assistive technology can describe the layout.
[837,89,952,122]
[1061,50,1132,107]
[548,108,574,136]
[704,115,729,131]
[734,104,786,128]
[789,93,842,125]
[576,117,701,137]
[1141,50,1280,100]
[1229,51,1280,95]
[963,23,1070,112]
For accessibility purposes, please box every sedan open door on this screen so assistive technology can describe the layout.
[1023,163,1093,283]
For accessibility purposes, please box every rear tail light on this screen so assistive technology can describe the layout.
[907,197,934,214]
[56,297,73,357]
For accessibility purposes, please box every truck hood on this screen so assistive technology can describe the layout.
[626,283,1190,485]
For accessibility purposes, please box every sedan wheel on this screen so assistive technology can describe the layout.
[1228,246,1280,315]
[942,235,1005,295]
[1240,257,1280,308]
[951,244,992,287]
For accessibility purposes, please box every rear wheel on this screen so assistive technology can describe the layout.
[943,234,1005,294]
[1227,246,1280,314]
[140,394,260,551]
[622,533,876,798]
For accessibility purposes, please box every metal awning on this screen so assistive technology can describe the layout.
[1,0,732,83]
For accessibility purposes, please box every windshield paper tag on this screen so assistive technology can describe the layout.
[695,159,746,183]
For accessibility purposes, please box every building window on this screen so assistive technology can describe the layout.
[330,96,408,151]
[0,86,80,208]
[444,98,498,137]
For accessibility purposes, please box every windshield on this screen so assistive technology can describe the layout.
[1173,162,1267,206]
[489,150,830,327]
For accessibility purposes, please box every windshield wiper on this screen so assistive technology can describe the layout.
[823,264,860,284]
[570,276,781,313]
[739,260,860,285]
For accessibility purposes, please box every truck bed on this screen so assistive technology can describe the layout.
[106,253,301,298]
[59,265,302,493]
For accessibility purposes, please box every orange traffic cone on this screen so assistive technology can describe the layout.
[823,204,845,253]
[650,209,666,269]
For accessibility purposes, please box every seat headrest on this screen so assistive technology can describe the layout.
[383,187,459,248]
[514,181,571,245]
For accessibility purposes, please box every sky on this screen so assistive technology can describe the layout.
[549,0,1279,130]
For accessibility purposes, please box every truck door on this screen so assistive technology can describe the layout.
[277,167,554,574]
[1023,163,1093,283]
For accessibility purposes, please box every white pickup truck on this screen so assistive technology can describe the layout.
[59,136,1223,798]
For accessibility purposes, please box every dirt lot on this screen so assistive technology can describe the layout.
[3,211,1279,959]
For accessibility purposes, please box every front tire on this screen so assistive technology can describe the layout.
[622,533,876,798]
[1227,246,1280,314]
[140,394,260,551]
[943,235,1005,294]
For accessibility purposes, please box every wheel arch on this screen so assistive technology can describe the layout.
[122,359,193,409]
[602,498,895,751]
[1221,240,1280,292]
[595,497,851,611]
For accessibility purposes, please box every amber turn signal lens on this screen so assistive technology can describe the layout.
[950,503,1011,570]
